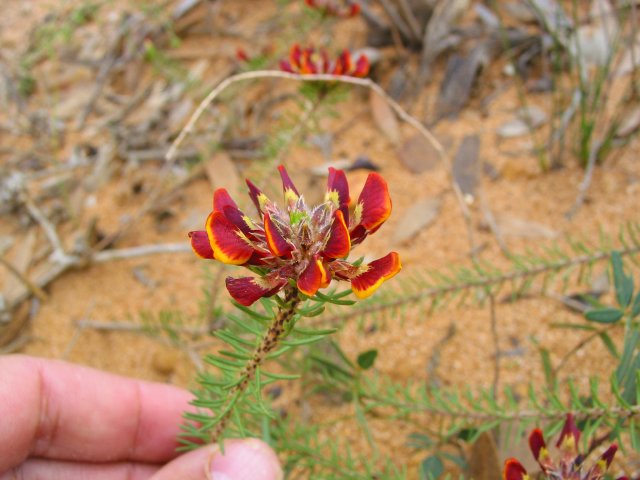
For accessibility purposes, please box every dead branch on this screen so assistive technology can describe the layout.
[165,70,471,246]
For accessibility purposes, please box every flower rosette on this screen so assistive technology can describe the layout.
[305,0,361,18]
[279,44,369,78]
[189,165,400,306]
[503,414,627,480]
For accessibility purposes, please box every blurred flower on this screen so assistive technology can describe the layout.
[189,165,400,305]
[280,44,369,78]
[504,414,627,480]
[236,47,250,63]
[305,0,360,17]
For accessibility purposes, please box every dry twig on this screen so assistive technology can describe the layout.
[165,70,471,243]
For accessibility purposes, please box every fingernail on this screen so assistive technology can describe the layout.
[210,439,282,480]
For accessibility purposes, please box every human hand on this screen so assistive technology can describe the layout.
[0,355,282,479]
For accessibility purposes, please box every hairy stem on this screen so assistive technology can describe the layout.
[211,286,301,443]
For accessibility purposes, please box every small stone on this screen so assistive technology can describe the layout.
[152,348,180,376]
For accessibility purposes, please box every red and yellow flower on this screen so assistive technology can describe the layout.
[305,0,360,18]
[504,414,627,480]
[189,166,400,306]
[280,45,369,78]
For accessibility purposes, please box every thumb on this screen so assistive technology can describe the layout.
[151,438,283,480]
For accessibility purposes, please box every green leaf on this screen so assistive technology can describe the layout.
[421,455,444,480]
[598,332,620,359]
[260,371,301,381]
[539,346,555,387]
[314,290,356,305]
[615,327,640,389]
[631,418,640,451]
[456,427,479,442]
[293,326,338,336]
[632,292,640,319]
[585,307,624,324]
[612,251,634,308]
[357,349,378,370]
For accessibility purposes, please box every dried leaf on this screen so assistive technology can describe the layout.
[496,215,559,239]
[3,230,36,300]
[502,1,537,22]
[369,91,400,145]
[204,152,239,192]
[468,432,501,480]
[498,106,547,139]
[397,134,441,174]
[568,0,618,68]
[452,135,480,202]
[392,197,441,245]
[616,104,640,138]
[518,105,547,127]
[435,41,495,121]
[615,41,640,77]
[527,0,572,39]
[419,0,470,82]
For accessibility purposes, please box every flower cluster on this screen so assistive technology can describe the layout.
[189,166,401,306]
[305,0,360,17]
[279,44,369,78]
[504,414,627,480]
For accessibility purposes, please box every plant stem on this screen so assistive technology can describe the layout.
[211,286,301,443]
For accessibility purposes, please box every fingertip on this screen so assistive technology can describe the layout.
[151,439,282,480]
[210,439,282,480]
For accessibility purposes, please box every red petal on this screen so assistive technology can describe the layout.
[351,252,401,299]
[503,459,527,480]
[321,50,330,73]
[226,276,285,306]
[353,55,370,77]
[188,230,214,259]
[278,165,300,206]
[323,210,350,259]
[213,188,238,213]
[585,444,618,478]
[297,256,328,296]
[600,444,618,467]
[349,224,367,246]
[291,44,302,69]
[206,211,254,265]
[348,4,361,16]
[326,167,350,223]
[556,413,580,452]
[280,60,294,73]
[236,48,249,62]
[246,179,269,216]
[264,213,293,257]
[528,429,546,461]
[214,188,255,237]
[354,172,392,232]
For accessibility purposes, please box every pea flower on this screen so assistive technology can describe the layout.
[189,166,401,306]
[504,414,627,480]
[279,44,369,78]
[305,0,361,17]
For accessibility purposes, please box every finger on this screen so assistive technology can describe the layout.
[0,458,158,480]
[0,355,193,471]
[152,439,283,480]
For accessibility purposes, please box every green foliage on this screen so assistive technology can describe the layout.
[181,288,355,447]
[272,418,407,479]
[325,223,640,326]
[357,349,378,370]
[387,249,640,477]
[181,226,640,477]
